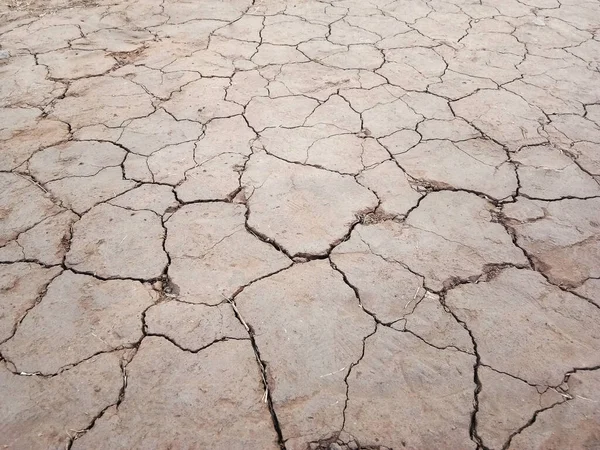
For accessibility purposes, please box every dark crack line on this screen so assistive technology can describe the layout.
[501,398,569,450]
[0,267,63,347]
[438,291,486,449]
[227,298,288,450]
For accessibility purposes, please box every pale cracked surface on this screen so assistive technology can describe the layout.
[1,0,600,448]
[72,338,280,450]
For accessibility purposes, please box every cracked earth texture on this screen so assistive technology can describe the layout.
[0,0,600,448]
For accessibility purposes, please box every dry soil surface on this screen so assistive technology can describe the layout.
[1,0,600,449]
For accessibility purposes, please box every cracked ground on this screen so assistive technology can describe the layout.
[1,0,600,448]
